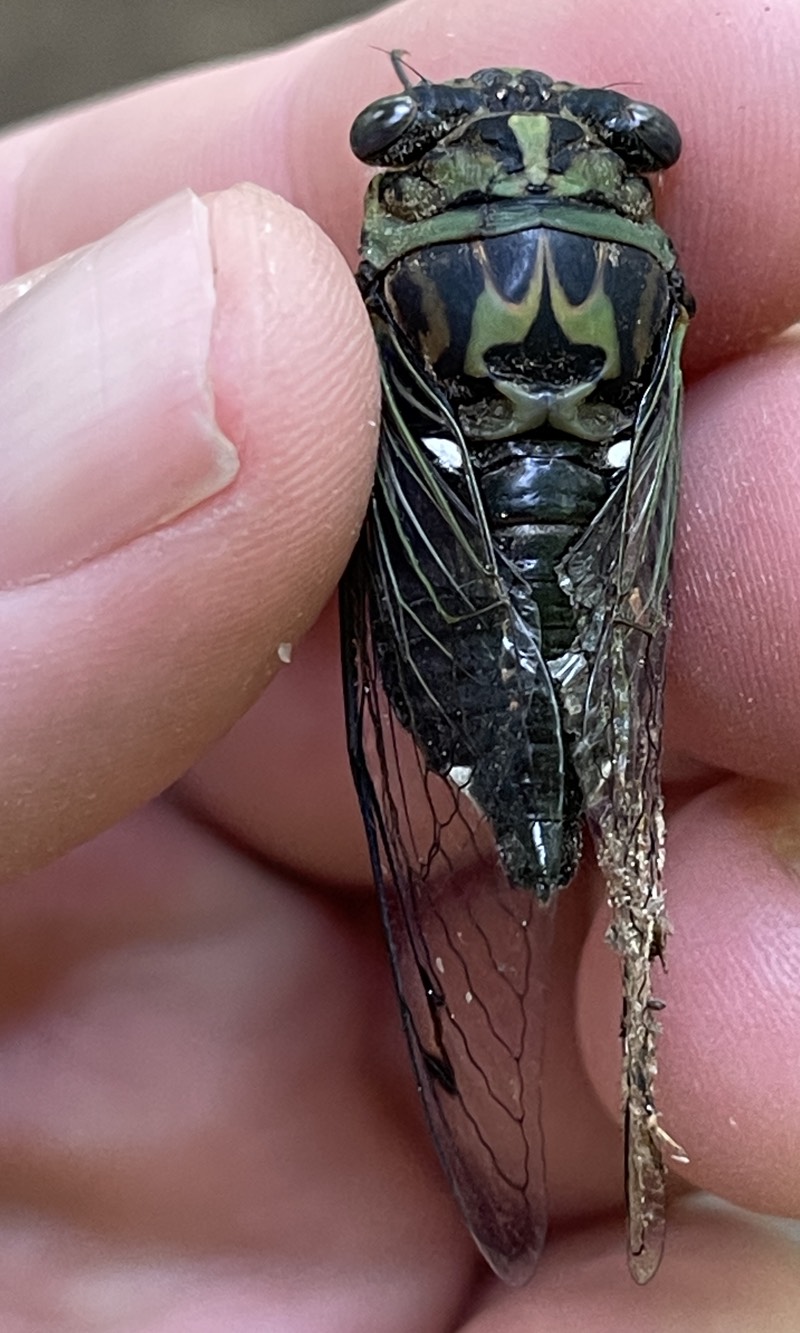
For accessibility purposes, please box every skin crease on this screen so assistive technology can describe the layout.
[0,0,797,1327]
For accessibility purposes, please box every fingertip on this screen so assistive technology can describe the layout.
[0,185,378,880]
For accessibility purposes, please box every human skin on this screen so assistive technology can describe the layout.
[0,0,798,1328]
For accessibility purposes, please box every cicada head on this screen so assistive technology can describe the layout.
[352,59,682,240]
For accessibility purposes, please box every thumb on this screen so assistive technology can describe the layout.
[0,184,377,879]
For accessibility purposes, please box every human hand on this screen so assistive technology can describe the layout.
[0,0,799,1328]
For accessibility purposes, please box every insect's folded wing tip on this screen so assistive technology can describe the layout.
[478,1230,548,1287]
[628,1230,666,1284]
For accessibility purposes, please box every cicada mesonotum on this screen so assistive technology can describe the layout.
[341,56,693,1284]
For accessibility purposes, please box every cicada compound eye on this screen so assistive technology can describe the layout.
[606,99,682,171]
[562,86,682,173]
[349,92,418,164]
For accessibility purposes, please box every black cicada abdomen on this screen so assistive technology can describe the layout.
[342,56,693,1286]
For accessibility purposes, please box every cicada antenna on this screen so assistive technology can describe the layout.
[367,46,426,89]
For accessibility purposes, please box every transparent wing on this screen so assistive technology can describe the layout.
[556,301,690,1282]
[341,321,561,1286]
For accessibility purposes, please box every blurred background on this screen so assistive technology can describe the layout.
[0,0,378,127]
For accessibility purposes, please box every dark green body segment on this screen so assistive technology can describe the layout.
[361,196,678,275]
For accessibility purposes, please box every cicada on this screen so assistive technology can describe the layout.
[341,55,693,1285]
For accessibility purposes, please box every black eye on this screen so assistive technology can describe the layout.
[350,93,417,164]
[562,87,682,173]
[602,100,682,171]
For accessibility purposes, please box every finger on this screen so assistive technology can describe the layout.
[0,804,472,1327]
[668,336,800,783]
[177,598,375,887]
[462,1197,800,1330]
[0,185,377,879]
[577,778,800,1219]
[1,0,798,375]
